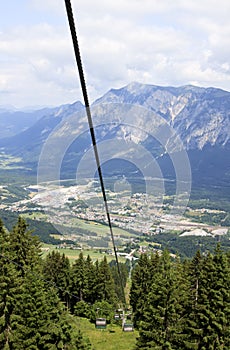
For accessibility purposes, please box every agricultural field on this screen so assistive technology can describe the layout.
[41,244,127,264]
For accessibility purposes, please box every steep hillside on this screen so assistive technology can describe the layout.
[95,82,230,150]
[0,107,59,138]
[0,82,229,199]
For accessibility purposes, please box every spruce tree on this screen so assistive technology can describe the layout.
[84,255,97,304]
[0,217,91,350]
[135,250,188,349]
[9,217,41,275]
[70,252,86,309]
[130,252,159,327]
[183,250,205,349]
[0,220,22,349]
[96,256,117,305]
[184,247,230,349]
[43,251,71,308]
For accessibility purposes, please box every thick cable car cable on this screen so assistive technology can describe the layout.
[64,0,126,308]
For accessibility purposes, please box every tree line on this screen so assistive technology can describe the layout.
[130,248,230,349]
[1,216,230,349]
[43,248,128,312]
[0,217,129,349]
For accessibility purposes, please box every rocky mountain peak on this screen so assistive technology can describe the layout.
[94,82,230,150]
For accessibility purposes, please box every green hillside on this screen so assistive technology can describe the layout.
[76,317,138,350]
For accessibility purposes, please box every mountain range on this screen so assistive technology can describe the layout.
[0,82,229,200]
[95,82,230,149]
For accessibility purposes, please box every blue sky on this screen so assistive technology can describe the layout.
[0,0,230,108]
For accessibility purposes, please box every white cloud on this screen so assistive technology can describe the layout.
[0,0,230,107]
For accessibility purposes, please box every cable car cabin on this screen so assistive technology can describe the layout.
[123,323,134,332]
[95,318,107,329]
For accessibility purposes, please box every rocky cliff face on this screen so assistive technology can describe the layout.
[95,82,230,150]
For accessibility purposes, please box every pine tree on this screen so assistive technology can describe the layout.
[39,286,73,349]
[182,250,205,349]
[183,247,230,349]
[6,219,72,349]
[96,256,117,305]
[70,252,87,310]
[0,217,91,349]
[43,251,71,308]
[135,250,189,349]
[189,250,203,308]
[0,219,22,349]
[84,255,97,304]
[9,217,41,275]
[93,259,101,302]
[10,271,55,349]
[212,246,230,348]
[130,252,159,327]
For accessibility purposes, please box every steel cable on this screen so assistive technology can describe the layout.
[64,0,126,307]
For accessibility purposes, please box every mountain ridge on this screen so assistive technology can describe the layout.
[0,82,229,196]
[94,82,230,150]
[1,82,230,151]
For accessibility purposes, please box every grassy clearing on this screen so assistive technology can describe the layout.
[75,317,138,350]
[67,217,135,238]
[23,211,137,239]
[41,244,126,263]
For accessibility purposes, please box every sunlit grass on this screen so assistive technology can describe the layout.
[75,317,138,350]
[41,244,127,263]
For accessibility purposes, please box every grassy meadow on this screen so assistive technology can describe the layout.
[75,317,138,350]
[41,244,127,264]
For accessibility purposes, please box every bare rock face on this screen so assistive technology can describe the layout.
[95,82,230,150]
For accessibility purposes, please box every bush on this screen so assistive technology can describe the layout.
[90,301,115,324]
[74,301,91,318]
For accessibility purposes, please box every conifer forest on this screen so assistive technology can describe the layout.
[1,0,230,349]
[0,217,229,349]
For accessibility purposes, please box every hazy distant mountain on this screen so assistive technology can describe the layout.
[0,107,61,138]
[0,82,229,197]
[0,101,84,163]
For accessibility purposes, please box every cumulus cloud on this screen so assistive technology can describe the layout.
[0,0,230,107]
